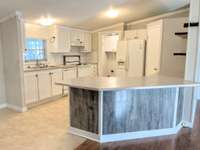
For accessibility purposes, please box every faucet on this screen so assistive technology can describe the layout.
[36,59,40,67]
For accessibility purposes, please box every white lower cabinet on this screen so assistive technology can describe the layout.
[51,69,63,96]
[24,72,39,105]
[24,69,63,105]
[38,71,51,101]
[63,67,77,81]
[63,67,77,94]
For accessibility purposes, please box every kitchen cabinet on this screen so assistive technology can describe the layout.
[82,32,92,52]
[24,72,39,104]
[24,69,63,105]
[51,69,63,96]
[48,25,70,53]
[38,71,52,100]
[70,29,85,47]
[63,67,77,81]
[78,64,97,77]
[102,34,119,52]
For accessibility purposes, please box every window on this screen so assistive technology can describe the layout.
[24,38,47,62]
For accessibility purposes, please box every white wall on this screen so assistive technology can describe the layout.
[160,18,188,77]
[0,16,25,110]
[0,37,6,105]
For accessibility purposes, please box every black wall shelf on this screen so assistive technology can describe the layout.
[175,32,188,39]
[173,53,186,56]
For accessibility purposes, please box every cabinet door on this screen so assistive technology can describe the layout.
[51,69,63,96]
[103,35,119,52]
[146,20,163,76]
[63,68,77,81]
[38,71,51,100]
[83,32,92,52]
[48,26,70,53]
[57,26,70,52]
[24,72,38,104]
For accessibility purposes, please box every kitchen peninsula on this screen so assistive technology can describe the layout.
[57,76,199,143]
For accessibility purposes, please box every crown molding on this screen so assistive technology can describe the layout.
[0,11,23,23]
[92,22,125,33]
[127,8,189,26]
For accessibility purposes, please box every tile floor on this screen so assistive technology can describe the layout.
[0,98,85,150]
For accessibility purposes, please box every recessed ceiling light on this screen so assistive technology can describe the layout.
[36,16,56,26]
[106,7,119,18]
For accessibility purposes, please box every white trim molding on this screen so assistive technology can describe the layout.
[68,122,186,143]
[7,104,27,112]
[68,127,100,142]
[92,22,125,33]
[0,11,23,23]
[127,8,189,26]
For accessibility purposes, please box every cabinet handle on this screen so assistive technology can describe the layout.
[35,74,38,78]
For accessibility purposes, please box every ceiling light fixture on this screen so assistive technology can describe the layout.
[106,7,119,18]
[36,16,56,26]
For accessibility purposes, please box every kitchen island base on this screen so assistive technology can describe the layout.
[68,86,194,143]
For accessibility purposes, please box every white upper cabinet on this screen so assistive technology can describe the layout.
[82,32,92,52]
[48,25,70,53]
[70,29,85,47]
[102,34,119,52]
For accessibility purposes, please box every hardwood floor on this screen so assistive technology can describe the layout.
[75,101,200,150]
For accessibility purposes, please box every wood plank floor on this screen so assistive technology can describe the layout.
[75,101,200,150]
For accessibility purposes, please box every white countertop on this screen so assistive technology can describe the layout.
[24,63,97,72]
[56,75,200,91]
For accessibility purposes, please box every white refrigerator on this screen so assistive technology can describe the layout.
[116,39,146,77]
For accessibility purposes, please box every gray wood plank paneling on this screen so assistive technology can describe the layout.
[103,88,176,134]
[176,88,184,125]
[70,88,99,134]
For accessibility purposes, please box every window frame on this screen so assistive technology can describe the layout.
[24,38,47,62]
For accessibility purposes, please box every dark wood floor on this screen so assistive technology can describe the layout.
[75,101,200,150]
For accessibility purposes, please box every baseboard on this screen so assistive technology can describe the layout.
[100,127,182,143]
[68,127,100,142]
[7,104,27,112]
[181,121,193,128]
[68,124,184,143]
[0,103,7,109]
[26,95,64,109]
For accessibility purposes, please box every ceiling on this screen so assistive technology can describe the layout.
[0,0,189,30]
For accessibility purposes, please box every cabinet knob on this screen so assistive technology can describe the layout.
[35,74,38,78]
[154,68,158,71]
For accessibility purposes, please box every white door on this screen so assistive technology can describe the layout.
[127,40,145,77]
[146,20,163,76]
[24,72,38,104]
[38,71,51,100]
[51,69,63,96]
